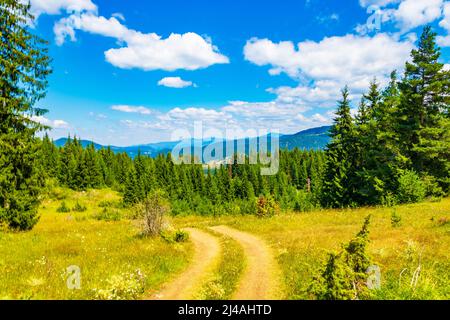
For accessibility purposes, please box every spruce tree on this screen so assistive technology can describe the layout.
[322,87,356,208]
[40,134,59,178]
[123,167,139,205]
[355,80,386,204]
[0,1,51,230]
[397,26,450,192]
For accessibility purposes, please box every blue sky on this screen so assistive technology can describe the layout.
[28,0,450,146]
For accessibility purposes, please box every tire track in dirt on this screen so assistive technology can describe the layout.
[210,225,283,300]
[149,228,221,300]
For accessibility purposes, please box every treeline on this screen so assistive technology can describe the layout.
[322,26,449,208]
[39,135,326,215]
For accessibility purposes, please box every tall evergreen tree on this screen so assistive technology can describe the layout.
[0,1,52,230]
[322,87,356,208]
[355,80,386,204]
[123,167,141,205]
[397,26,450,192]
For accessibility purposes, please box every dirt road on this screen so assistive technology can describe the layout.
[150,228,221,300]
[210,225,282,300]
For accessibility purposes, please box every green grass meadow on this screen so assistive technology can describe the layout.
[0,188,448,300]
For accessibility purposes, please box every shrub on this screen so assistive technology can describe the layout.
[174,230,189,243]
[309,252,355,300]
[98,200,124,209]
[161,229,190,243]
[195,200,215,216]
[171,200,191,216]
[56,201,71,213]
[421,175,445,199]
[93,208,122,221]
[138,190,169,237]
[0,207,40,231]
[98,200,114,208]
[72,202,87,212]
[94,269,145,300]
[240,199,257,215]
[47,184,69,200]
[391,209,402,227]
[294,190,316,212]
[309,215,374,300]
[255,195,278,218]
[397,170,426,204]
[381,192,398,207]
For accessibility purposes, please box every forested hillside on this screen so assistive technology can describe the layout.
[52,125,332,158]
[34,27,449,221]
[40,136,326,215]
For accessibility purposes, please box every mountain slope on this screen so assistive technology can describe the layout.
[53,126,331,158]
[280,126,331,150]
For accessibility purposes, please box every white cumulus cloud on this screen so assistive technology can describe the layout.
[393,0,444,31]
[158,77,195,88]
[31,115,70,129]
[167,107,230,121]
[359,0,400,7]
[54,13,229,71]
[26,0,97,19]
[244,33,413,107]
[111,105,154,115]
[359,0,445,33]
[437,2,450,46]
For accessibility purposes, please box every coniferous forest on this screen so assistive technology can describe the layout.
[33,27,447,222]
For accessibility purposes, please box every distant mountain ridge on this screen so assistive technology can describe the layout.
[53,125,331,158]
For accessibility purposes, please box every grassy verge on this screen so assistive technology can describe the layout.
[1,187,448,300]
[0,188,193,300]
[172,198,450,300]
[195,231,245,300]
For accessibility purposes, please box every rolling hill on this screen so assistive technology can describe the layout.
[53,126,331,158]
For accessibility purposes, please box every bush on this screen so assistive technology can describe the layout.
[309,215,374,300]
[255,195,278,218]
[138,190,169,237]
[309,252,355,300]
[195,200,215,216]
[47,185,69,200]
[421,175,445,199]
[174,230,189,242]
[239,199,257,215]
[391,209,402,227]
[171,200,191,216]
[397,170,426,204]
[294,190,316,212]
[93,269,146,300]
[381,192,398,207]
[56,201,71,213]
[161,229,190,243]
[98,200,114,208]
[93,208,122,221]
[0,205,40,231]
[72,202,87,212]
